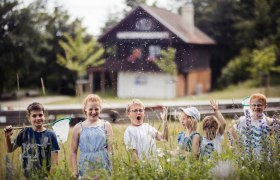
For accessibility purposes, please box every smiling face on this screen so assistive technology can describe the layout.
[28,110,45,130]
[84,101,101,122]
[250,98,266,118]
[127,104,145,126]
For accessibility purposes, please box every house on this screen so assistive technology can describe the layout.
[88,3,215,99]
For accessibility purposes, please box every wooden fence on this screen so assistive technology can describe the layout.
[0,100,279,127]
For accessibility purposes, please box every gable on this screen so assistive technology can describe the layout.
[98,5,215,45]
[99,7,180,44]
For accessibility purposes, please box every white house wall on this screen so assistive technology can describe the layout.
[117,72,176,99]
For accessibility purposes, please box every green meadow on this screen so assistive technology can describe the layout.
[1,118,280,179]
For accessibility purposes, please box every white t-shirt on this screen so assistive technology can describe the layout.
[124,123,158,160]
[234,113,272,155]
[201,133,223,158]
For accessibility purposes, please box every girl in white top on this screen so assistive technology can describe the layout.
[200,100,226,158]
[124,99,168,163]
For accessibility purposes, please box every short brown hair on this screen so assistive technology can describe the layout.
[26,102,45,117]
[202,116,219,140]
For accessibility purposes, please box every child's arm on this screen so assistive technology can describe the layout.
[129,149,139,165]
[228,127,238,140]
[4,126,17,152]
[210,99,226,135]
[124,129,139,165]
[50,151,59,172]
[105,122,113,155]
[70,124,80,178]
[156,106,168,141]
[192,134,200,159]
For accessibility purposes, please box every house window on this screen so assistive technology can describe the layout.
[135,75,147,85]
[147,45,161,61]
[127,47,142,63]
[135,18,153,31]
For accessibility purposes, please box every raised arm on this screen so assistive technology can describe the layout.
[4,126,17,153]
[210,100,226,135]
[156,106,168,141]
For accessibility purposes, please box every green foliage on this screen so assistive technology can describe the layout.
[218,49,252,87]
[170,0,280,87]
[57,27,105,78]
[250,45,277,77]
[0,0,47,94]
[126,0,147,9]
[219,45,279,86]
[2,121,280,179]
[153,48,177,76]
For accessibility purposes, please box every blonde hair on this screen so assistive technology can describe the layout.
[202,116,219,140]
[82,94,102,114]
[179,112,197,130]
[126,99,145,113]
[250,93,267,105]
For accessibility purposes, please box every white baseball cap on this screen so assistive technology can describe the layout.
[179,107,201,121]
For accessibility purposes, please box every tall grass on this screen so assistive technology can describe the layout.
[1,118,280,179]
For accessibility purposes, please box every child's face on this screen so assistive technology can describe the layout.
[84,101,101,121]
[29,110,45,128]
[179,113,193,130]
[127,104,145,126]
[250,98,266,117]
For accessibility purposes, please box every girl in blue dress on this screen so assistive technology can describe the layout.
[177,107,202,159]
[70,94,113,178]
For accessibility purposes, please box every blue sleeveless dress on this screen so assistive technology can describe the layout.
[78,121,111,176]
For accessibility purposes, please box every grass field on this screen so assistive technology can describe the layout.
[49,81,280,105]
[1,116,280,179]
[1,81,280,179]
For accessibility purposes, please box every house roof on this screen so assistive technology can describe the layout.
[99,4,215,45]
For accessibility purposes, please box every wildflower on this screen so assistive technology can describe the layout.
[156,148,165,157]
[210,160,236,179]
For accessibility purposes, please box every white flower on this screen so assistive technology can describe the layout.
[157,148,165,157]
[210,160,236,179]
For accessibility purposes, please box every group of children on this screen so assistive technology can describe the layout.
[3,92,275,178]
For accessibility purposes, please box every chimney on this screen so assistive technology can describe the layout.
[180,2,194,35]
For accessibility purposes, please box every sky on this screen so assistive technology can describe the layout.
[39,0,172,37]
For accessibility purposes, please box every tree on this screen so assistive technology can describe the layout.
[250,45,278,78]
[125,0,147,10]
[57,27,105,79]
[42,6,83,95]
[153,47,177,76]
[0,0,47,95]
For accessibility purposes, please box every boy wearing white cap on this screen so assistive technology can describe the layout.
[177,106,202,159]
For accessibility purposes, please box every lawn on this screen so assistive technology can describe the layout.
[50,81,280,105]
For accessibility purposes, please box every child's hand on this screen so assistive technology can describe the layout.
[210,99,219,111]
[4,126,14,137]
[160,106,168,123]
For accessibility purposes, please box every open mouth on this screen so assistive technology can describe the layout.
[92,113,98,117]
[137,116,141,121]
